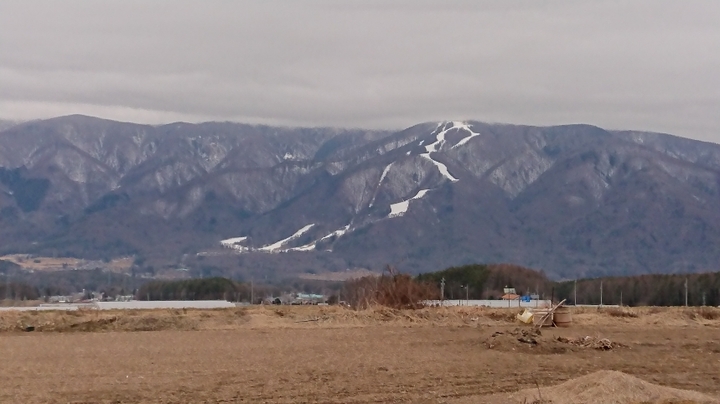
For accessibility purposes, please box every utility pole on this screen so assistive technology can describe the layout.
[685,278,688,307]
[574,279,577,306]
[620,290,623,307]
[600,280,603,307]
[251,279,254,305]
[465,284,469,305]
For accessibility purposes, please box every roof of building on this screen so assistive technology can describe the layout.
[94,300,236,310]
[501,293,520,300]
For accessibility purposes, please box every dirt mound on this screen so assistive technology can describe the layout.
[480,370,717,404]
[0,308,251,332]
[571,306,720,328]
[3,305,717,334]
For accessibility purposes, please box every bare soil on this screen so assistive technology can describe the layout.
[1,306,719,403]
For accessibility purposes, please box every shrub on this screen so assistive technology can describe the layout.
[605,308,638,318]
[343,266,438,310]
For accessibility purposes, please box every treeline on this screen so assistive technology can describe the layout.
[0,282,41,300]
[416,264,552,300]
[136,277,251,301]
[555,272,720,307]
[416,264,720,307]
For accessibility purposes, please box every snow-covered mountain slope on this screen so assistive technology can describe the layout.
[1,115,720,279]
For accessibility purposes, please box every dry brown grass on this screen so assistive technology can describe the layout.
[0,254,132,272]
[297,268,380,281]
[691,307,720,320]
[606,307,640,318]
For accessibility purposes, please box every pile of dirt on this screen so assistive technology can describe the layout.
[3,305,716,333]
[0,309,210,332]
[481,370,718,404]
[571,306,720,328]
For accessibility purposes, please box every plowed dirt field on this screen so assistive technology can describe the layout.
[1,306,719,403]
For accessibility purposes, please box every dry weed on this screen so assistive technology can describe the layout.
[605,307,639,318]
[343,266,438,310]
[647,306,664,314]
[487,310,519,322]
[684,307,720,320]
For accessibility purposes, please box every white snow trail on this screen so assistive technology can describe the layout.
[388,189,430,218]
[419,122,460,182]
[258,224,315,252]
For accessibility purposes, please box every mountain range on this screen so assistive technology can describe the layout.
[1,115,719,280]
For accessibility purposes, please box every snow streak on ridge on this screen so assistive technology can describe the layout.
[369,163,393,208]
[420,122,459,182]
[259,224,315,252]
[286,224,352,252]
[388,189,430,218]
[220,236,247,248]
[451,122,481,148]
[220,223,354,254]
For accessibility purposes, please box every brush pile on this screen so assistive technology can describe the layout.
[556,335,626,350]
[484,328,550,351]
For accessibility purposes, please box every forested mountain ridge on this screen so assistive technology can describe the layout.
[1,115,719,280]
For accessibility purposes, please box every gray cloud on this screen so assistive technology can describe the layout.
[1,0,719,142]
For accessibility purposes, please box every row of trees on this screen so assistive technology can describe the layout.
[555,272,720,307]
[416,264,552,300]
[416,264,720,307]
[136,277,252,301]
[0,282,40,301]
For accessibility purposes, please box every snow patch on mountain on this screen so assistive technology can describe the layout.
[220,223,354,254]
[281,224,355,252]
[369,163,393,208]
[452,122,481,148]
[287,242,317,252]
[420,155,458,182]
[285,224,353,252]
[319,224,351,241]
[220,236,248,251]
[388,189,430,218]
[259,224,315,252]
[420,122,459,182]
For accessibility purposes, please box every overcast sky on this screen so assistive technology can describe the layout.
[1,1,719,142]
